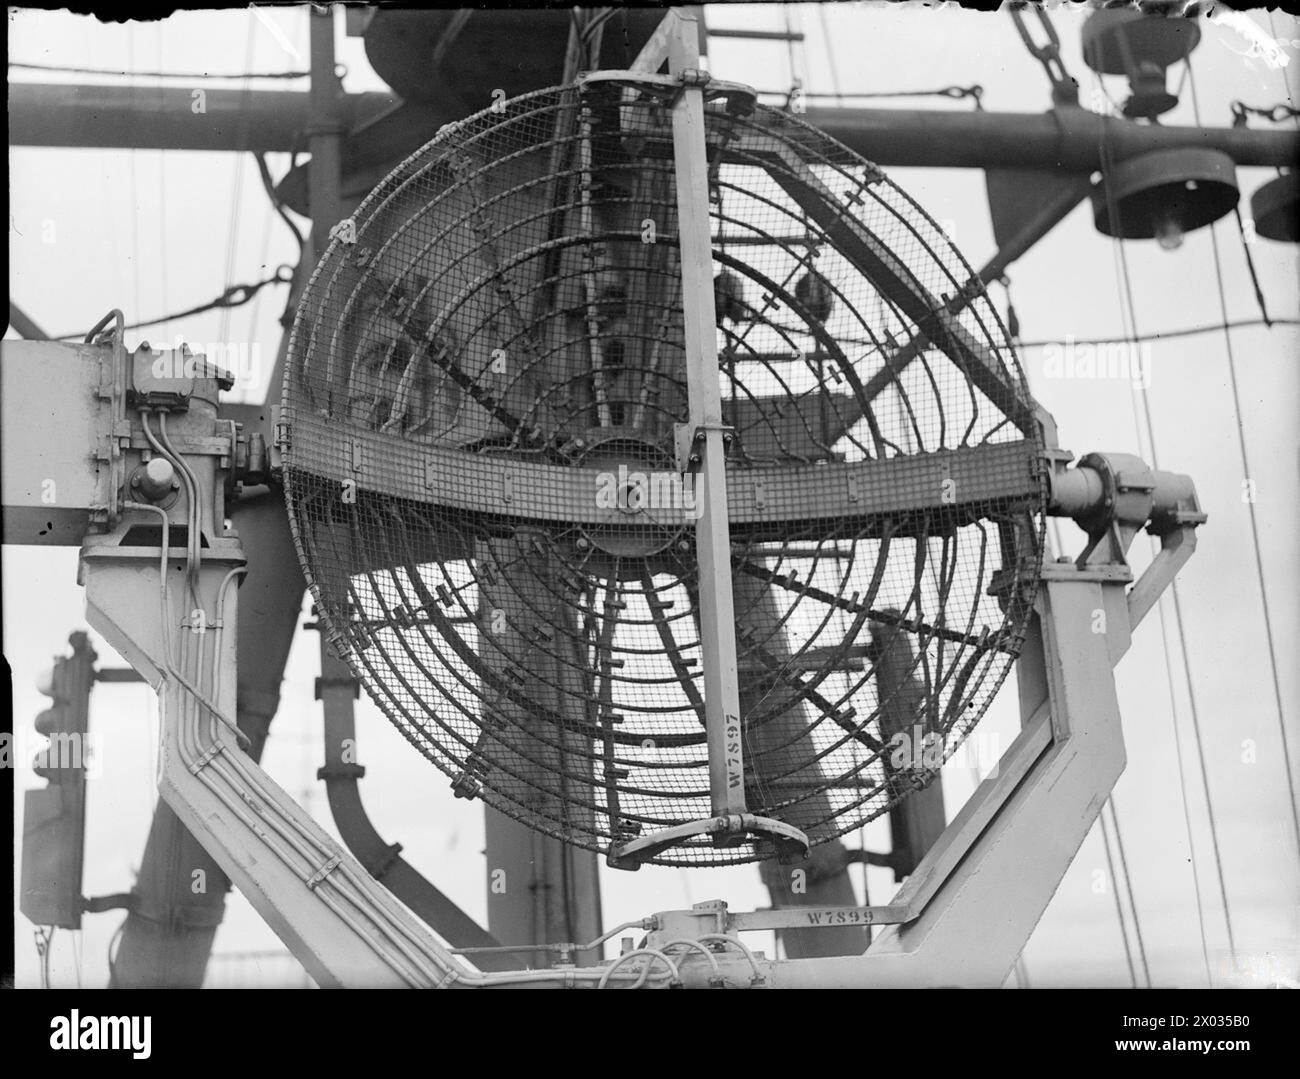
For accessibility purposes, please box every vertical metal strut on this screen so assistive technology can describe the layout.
[607,10,809,867]
[668,16,747,823]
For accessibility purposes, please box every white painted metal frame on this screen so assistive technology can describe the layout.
[668,12,746,819]
[79,489,1199,989]
[79,522,673,989]
[643,540,1194,986]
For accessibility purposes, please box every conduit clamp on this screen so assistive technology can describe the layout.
[188,742,226,775]
[577,68,757,117]
[305,854,343,891]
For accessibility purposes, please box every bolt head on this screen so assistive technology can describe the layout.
[144,457,175,487]
[137,456,178,500]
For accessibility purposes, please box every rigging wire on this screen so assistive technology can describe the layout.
[1189,62,1300,866]
[252,10,309,254]
[1172,57,1191,104]
[1153,587,1214,986]
[1108,795,1151,987]
[157,25,171,344]
[581,6,616,52]
[816,3,844,107]
[1093,72,1238,965]
[1233,206,1272,327]
[1106,204,1214,986]
[51,267,293,341]
[219,12,258,347]
[8,59,311,79]
[253,155,307,251]
[243,128,291,391]
[1098,259,1174,990]
[725,315,1298,356]
[127,32,142,326]
[782,2,805,112]
[1020,277,1147,990]
[1015,316,1297,348]
[81,8,126,340]
[1097,806,1138,988]
[1106,270,1221,977]
[244,197,279,394]
[1086,77,1213,987]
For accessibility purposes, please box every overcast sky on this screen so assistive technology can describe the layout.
[7,3,1299,989]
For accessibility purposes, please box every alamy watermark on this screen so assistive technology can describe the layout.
[1041,336,1152,390]
[888,723,1002,778]
[595,465,702,519]
[49,1011,151,1059]
[2,728,102,779]
[150,336,264,393]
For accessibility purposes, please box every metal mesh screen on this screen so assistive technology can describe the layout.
[281,83,1046,866]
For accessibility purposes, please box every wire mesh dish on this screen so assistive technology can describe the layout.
[281,81,1046,867]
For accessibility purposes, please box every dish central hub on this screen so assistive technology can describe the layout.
[575,430,690,558]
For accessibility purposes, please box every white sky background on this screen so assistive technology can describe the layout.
[6,3,1299,989]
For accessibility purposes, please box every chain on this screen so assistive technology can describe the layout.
[774,83,984,109]
[1009,4,1077,106]
[1230,100,1300,126]
[56,265,294,340]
